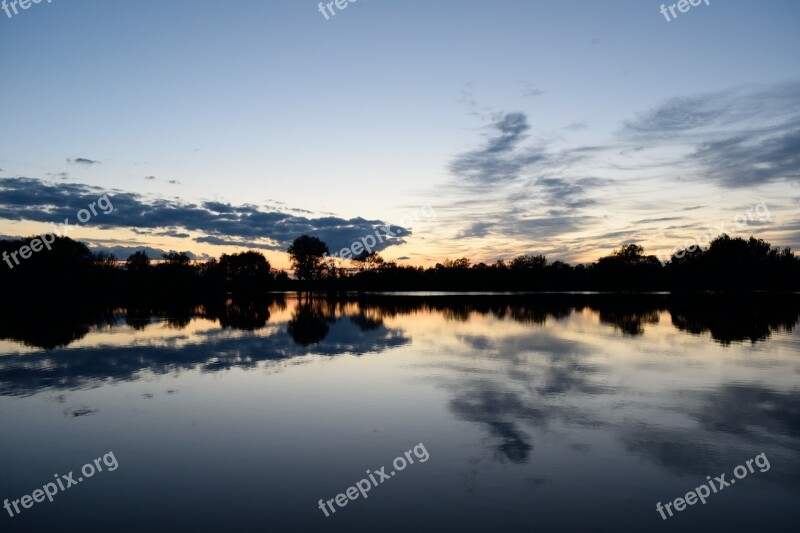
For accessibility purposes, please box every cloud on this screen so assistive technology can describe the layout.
[522,86,545,98]
[439,111,613,259]
[87,244,205,261]
[0,177,410,254]
[456,221,495,239]
[534,176,605,209]
[67,158,100,166]
[449,112,547,186]
[194,236,275,249]
[621,83,800,137]
[622,82,800,187]
[633,216,683,224]
[442,85,798,262]
[623,94,726,135]
[46,172,70,180]
[456,214,595,242]
[203,201,236,214]
[564,122,587,131]
[154,230,191,238]
[691,120,800,187]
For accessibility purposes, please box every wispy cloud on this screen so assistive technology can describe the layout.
[449,112,547,186]
[691,120,800,187]
[522,85,545,98]
[622,82,800,187]
[67,157,101,166]
[46,171,70,180]
[534,176,606,209]
[440,111,611,259]
[437,83,800,263]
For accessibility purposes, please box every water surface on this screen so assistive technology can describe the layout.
[1,294,798,532]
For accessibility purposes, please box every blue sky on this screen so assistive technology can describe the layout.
[1,0,799,267]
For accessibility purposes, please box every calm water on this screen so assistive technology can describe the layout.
[1,294,798,532]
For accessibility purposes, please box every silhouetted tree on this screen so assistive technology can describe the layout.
[153,251,197,297]
[668,234,799,290]
[442,258,471,269]
[162,251,192,266]
[125,251,151,273]
[217,251,273,291]
[594,243,663,290]
[352,251,385,271]
[288,235,329,281]
[510,254,547,270]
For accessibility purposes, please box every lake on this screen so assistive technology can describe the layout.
[1,293,798,532]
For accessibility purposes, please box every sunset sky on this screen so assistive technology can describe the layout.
[1,0,798,270]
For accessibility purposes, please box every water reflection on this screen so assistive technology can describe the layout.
[3,293,797,350]
[0,294,413,397]
[0,294,798,398]
[0,293,798,531]
[449,385,540,463]
[288,295,332,346]
[669,296,800,345]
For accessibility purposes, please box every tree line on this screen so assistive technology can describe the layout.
[0,233,798,300]
[285,234,799,291]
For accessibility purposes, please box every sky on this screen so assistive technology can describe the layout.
[1,0,799,269]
